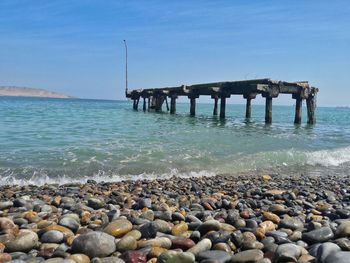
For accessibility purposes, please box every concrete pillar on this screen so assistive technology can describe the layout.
[220,97,226,119]
[294,97,302,124]
[142,97,147,112]
[213,96,218,116]
[306,96,316,124]
[170,96,177,114]
[147,97,151,111]
[265,96,272,123]
[190,97,196,116]
[165,97,169,111]
[245,98,252,118]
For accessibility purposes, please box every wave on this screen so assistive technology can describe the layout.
[306,147,350,166]
[0,169,216,186]
[0,147,349,186]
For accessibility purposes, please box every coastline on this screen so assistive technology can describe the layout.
[0,173,349,263]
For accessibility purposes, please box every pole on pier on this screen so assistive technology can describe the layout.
[306,91,316,124]
[143,97,147,112]
[220,96,226,119]
[147,97,151,111]
[189,97,196,116]
[170,95,177,114]
[212,95,218,116]
[293,94,302,124]
[265,96,272,123]
[123,40,128,96]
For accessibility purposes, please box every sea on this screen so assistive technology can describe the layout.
[0,96,349,185]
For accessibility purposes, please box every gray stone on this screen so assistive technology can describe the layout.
[40,230,64,244]
[158,251,195,263]
[197,250,231,263]
[71,232,116,258]
[139,222,158,239]
[276,243,302,262]
[87,198,105,210]
[279,218,304,231]
[324,252,350,263]
[335,221,350,237]
[231,249,264,263]
[5,230,39,252]
[196,220,221,235]
[187,238,212,256]
[58,217,80,232]
[302,227,334,244]
[316,242,341,263]
[0,201,13,210]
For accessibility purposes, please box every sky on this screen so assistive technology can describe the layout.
[0,1,349,106]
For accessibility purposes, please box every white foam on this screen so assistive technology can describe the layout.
[0,168,216,186]
[306,146,350,166]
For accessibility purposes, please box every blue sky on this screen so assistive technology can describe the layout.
[0,1,349,106]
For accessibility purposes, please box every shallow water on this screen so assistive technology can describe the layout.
[0,96,349,185]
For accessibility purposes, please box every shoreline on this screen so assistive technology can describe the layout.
[0,173,349,263]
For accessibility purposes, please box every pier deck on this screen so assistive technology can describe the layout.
[126,78,318,124]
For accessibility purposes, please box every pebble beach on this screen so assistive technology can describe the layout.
[0,173,349,263]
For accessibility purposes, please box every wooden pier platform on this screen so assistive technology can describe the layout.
[126,78,318,124]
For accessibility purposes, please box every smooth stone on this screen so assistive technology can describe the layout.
[121,251,146,263]
[137,237,172,249]
[213,243,232,252]
[197,250,231,263]
[275,243,302,262]
[157,251,195,263]
[316,242,341,263]
[302,227,334,244]
[231,249,264,263]
[0,253,12,262]
[324,252,350,263]
[104,220,133,238]
[115,236,137,252]
[187,238,212,256]
[0,201,13,210]
[58,217,80,232]
[91,257,125,263]
[5,230,39,252]
[279,218,304,231]
[335,238,350,251]
[87,198,105,210]
[124,230,141,240]
[139,222,158,239]
[154,219,172,234]
[171,237,196,250]
[44,225,74,238]
[71,232,116,258]
[41,230,64,244]
[137,198,151,209]
[171,222,188,236]
[335,221,350,237]
[68,254,90,263]
[197,220,221,235]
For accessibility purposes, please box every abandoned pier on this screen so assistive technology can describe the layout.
[126,78,318,124]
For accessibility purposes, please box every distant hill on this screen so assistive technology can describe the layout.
[0,86,74,99]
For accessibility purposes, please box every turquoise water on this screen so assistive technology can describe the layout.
[0,96,349,185]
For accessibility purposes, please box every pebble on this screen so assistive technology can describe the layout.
[157,251,195,263]
[104,220,133,238]
[5,230,39,252]
[187,238,212,255]
[230,249,264,263]
[302,227,334,244]
[71,232,116,258]
[197,250,232,263]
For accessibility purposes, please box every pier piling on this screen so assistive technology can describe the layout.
[143,97,147,112]
[265,97,272,124]
[170,95,177,114]
[220,96,226,119]
[293,95,302,124]
[212,96,218,116]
